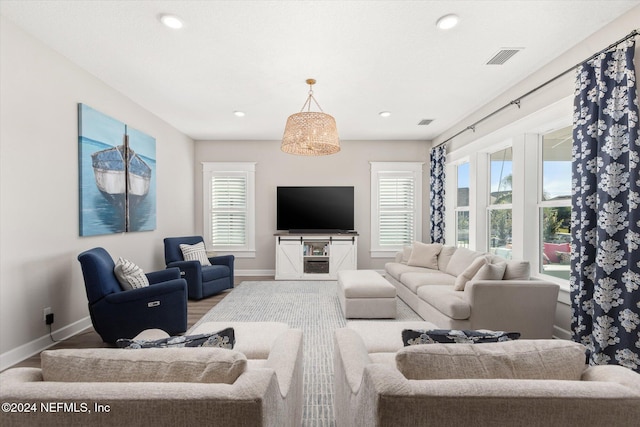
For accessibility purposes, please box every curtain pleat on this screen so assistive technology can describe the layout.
[429,145,446,243]
[571,39,640,372]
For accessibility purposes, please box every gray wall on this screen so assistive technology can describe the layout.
[194,140,431,273]
[0,17,196,369]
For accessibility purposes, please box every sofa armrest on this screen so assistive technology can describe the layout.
[167,260,202,276]
[334,328,372,393]
[380,378,640,425]
[167,260,203,297]
[146,267,181,284]
[0,367,43,384]
[463,280,559,338]
[0,367,280,426]
[357,364,414,427]
[105,279,186,304]
[264,329,303,397]
[209,254,234,267]
[582,365,640,394]
[209,255,235,286]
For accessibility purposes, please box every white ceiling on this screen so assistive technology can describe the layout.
[1,1,639,141]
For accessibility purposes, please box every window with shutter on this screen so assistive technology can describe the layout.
[210,176,247,246]
[378,176,415,246]
[370,162,423,257]
[203,163,256,257]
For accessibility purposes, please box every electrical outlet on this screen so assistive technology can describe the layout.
[43,307,52,323]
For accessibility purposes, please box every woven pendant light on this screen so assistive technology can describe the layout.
[281,79,340,156]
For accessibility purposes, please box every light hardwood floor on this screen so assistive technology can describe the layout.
[8,276,272,370]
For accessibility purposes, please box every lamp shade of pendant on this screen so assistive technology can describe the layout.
[281,79,340,156]
[281,111,340,156]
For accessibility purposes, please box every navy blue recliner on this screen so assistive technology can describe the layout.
[163,236,234,300]
[77,247,188,343]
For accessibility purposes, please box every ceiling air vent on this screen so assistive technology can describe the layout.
[486,48,523,65]
[418,119,434,126]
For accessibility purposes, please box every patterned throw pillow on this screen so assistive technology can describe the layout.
[116,327,235,349]
[113,257,150,291]
[402,329,520,346]
[179,242,212,266]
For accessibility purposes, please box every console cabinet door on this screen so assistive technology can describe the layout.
[276,238,303,279]
[329,238,357,274]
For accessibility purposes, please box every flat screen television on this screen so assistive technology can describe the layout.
[277,186,354,233]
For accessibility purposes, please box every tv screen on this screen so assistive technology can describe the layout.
[277,186,354,232]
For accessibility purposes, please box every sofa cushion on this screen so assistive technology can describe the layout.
[473,261,508,281]
[400,272,456,293]
[180,242,212,266]
[503,260,531,280]
[347,321,439,353]
[453,256,488,291]
[116,327,235,349]
[395,339,587,381]
[437,245,458,272]
[445,247,485,277]
[190,321,290,359]
[385,262,435,282]
[401,245,412,263]
[402,329,520,346]
[113,257,149,290]
[451,260,509,291]
[201,264,231,281]
[407,242,442,269]
[417,286,471,319]
[41,347,247,384]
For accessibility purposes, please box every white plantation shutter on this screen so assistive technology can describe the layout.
[370,162,423,257]
[203,163,256,256]
[210,176,247,246]
[378,176,415,246]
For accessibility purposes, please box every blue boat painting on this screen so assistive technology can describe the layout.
[78,104,156,236]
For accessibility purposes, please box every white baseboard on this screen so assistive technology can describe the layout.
[0,316,92,372]
[235,269,387,277]
[235,269,275,277]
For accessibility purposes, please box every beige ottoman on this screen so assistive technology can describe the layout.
[337,270,397,318]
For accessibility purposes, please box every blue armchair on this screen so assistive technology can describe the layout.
[164,236,234,300]
[77,247,188,343]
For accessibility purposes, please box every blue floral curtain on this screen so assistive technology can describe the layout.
[429,144,446,244]
[571,39,640,372]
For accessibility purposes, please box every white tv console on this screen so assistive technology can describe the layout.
[274,232,358,280]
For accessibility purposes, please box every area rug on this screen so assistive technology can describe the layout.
[189,280,422,427]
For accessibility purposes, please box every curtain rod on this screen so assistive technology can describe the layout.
[435,28,639,149]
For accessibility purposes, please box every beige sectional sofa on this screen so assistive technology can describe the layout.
[334,321,640,427]
[0,322,303,427]
[384,242,560,338]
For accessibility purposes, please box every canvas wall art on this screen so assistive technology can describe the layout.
[78,104,156,236]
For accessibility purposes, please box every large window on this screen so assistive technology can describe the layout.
[370,162,423,257]
[455,162,470,247]
[444,102,573,290]
[202,162,256,257]
[539,126,572,280]
[488,147,512,259]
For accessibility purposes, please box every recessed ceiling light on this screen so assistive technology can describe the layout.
[159,14,184,29]
[234,111,245,117]
[379,111,391,118]
[436,14,459,30]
